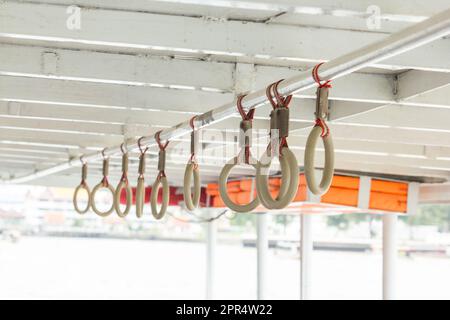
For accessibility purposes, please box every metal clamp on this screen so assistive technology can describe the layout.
[157,150,166,173]
[315,87,329,120]
[276,107,290,139]
[138,152,146,176]
[239,119,253,148]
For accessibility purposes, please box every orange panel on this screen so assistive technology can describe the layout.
[293,185,307,202]
[264,188,289,202]
[240,178,281,191]
[370,192,407,212]
[227,181,241,191]
[371,180,408,195]
[206,182,241,196]
[330,176,360,190]
[212,196,226,208]
[207,188,220,196]
[236,191,256,205]
[207,174,411,213]
[207,183,218,191]
[239,179,252,191]
[299,174,306,187]
[321,187,359,207]
[206,183,219,196]
[268,177,282,187]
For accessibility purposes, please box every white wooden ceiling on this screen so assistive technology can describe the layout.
[0,0,450,187]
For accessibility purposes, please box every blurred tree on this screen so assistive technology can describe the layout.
[326,213,368,231]
[404,205,450,232]
[274,214,294,233]
[229,212,255,228]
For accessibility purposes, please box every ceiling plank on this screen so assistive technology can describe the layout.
[1,1,449,72]
[12,0,450,21]
[0,44,235,90]
[0,46,397,103]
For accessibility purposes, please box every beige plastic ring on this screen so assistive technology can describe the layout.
[256,149,290,208]
[91,183,115,217]
[304,125,335,196]
[219,156,260,213]
[73,184,91,214]
[151,176,169,220]
[114,181,132,218]
[135,177,145,218]
[256,147,299,209]
[183,162,201,211]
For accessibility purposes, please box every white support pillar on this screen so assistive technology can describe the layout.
[300,182,319,300]
[382,214,398,300]
[256,212,269,300]
[206,214,217,300]
[300,214,313,300]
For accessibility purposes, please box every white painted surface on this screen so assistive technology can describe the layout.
[300,214,313,300]
[206,219,217,300]
[383,214,398,300]
[256,213,268,300]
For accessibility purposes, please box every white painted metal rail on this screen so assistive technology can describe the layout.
[3,8,450,184]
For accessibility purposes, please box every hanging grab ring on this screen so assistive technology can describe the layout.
[135,137,148,218]
[151,131,170,220]
[219,95,260,213]
[184,116,201,211]
[256,81,299,210]
[114,143,132,218]
[91,149,115,217]
[73,156,91,214]
[304,65,335,196]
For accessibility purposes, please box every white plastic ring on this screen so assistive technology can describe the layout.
[151,176,169,220]
[114,181,132,218]
[73,184,91,214]
[219,155,260,213]
[304,126,335,196]
[135,177,145,218]
[183,162,201,211]
[256,147,299,209]
[91,183,115,217]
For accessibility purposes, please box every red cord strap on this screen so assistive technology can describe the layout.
[266,80,293,110]
[315,118,330,138]
[138,137,148,155]
[236,95,255,121]
[312,62,332,88]
[155,130,169,151]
